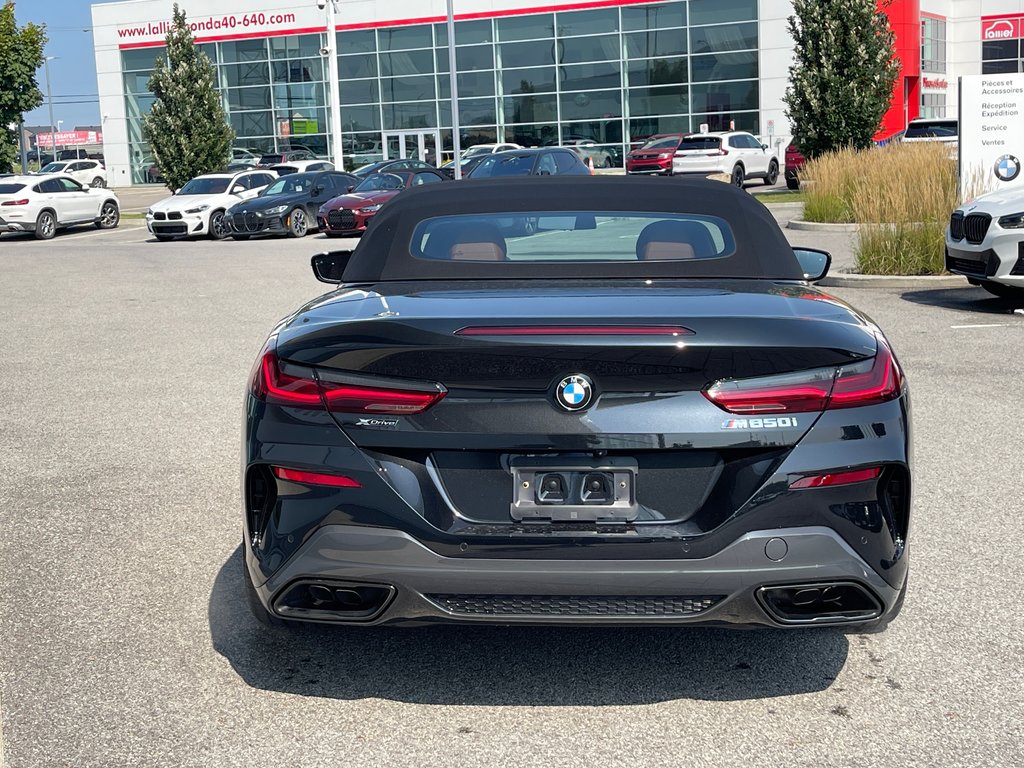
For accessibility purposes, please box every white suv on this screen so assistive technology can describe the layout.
[36,159,107,188]
[146,169,276,241]
[672,132,779,188]
[0,174,120,239]
[945,188,1024,300]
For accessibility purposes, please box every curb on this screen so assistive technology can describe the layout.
[820,273,967,289]
[787,219,859,232]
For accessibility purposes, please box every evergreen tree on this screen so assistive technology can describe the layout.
[784,0,900,158]
[143,3,233,190]
[0,1,46,173]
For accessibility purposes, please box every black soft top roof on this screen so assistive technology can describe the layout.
[342,176,804,282]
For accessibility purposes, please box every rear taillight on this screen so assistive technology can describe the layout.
[251,348,446,414]
[790,467,881,489]
[715,149,728,156]
[703,336,904,415]
[272,466,361,488]
[1,199,29,206]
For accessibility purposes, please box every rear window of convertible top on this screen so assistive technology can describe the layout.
[411,212,737,263]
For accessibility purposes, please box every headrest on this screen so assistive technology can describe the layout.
[636,219,718,261]
[423,222,507,261]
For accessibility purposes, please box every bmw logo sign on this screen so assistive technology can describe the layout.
[994,154,1021,183]
[555,374,594,411]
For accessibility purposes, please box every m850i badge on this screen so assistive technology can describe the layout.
[722,417,799,429]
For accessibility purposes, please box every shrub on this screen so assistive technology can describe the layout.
[801,143,958,275]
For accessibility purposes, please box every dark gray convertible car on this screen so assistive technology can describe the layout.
[242,176,911,631]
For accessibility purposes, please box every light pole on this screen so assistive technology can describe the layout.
[318,0,344,170]
[446,0,462,178]
[44,56,58,161]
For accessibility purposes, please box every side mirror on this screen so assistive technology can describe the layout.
[761,143,769,151]
[230,184,244,195]
[793,247,831,282]
[173,188,180,195]
[311,250,353,284]
[346,184,355,193]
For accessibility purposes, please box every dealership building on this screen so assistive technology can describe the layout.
[90,0,1024,185]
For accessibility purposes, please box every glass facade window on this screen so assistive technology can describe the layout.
[121,2,762,178]
[920,93,946,119]
[921,17,946,73]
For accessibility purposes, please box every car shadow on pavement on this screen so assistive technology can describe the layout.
[209,547,849,705]
[901,286,1024,313]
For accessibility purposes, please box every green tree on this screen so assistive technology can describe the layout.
[784,0,900,158]
[0,1,46,173]
[143,3,233,190]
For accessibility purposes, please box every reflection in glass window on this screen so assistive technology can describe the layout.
[457,97,498,126]
[622,3,686,31]
[270,35,322,60]
[220,39,268,63]
[559,61,621,91]
[344,104,383,131]
[624,30,688,59]
[504,93,558,123]
[691,111,756,132]
[561,35,620,63]
[339,54,377,79]
[340,79,379,105]
[556,8,619,36]
[338,30,376,54]
[500,40,557,68]
[690,80,758,113]
[629,86,689,116]
[381,50,435,77]
[380,75,436,102]
[226,86,272,110]
[627,57,689,86]
[690,23,757,54]
[122,49,161,71]
[501,67,557,95]
[455,19,493,45]
[629,115,690,142]
[221,62,270,87]
[559,90,623,121]
[688,0,757,26]
[379,25,433,51]
[690,51,758,82]
[273,84,325,110]
[272,58,323,83]
[455,71,496,98]
[496,14,554,42]
[457,45,494,71]
[383,101,437,130]
[506,123,559,146]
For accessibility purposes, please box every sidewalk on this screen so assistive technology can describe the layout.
[764,202,858,274]
[110,184,168,213]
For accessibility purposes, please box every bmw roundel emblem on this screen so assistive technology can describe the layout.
[994,154,1021,183]
[555,374,594,411]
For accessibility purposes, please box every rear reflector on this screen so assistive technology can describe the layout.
[252,349,446,414]
[455,325,694,337]
[703,335,903,415]
[272,466,361,488]
[790,467,881,489]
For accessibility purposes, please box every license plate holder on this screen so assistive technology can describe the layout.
[510,456,638,522]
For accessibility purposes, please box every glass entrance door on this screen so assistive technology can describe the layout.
[382,130,441,166]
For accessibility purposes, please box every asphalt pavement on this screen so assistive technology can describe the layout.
[0,222,1022,768]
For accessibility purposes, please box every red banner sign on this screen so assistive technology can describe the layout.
[982,16,1021,41]
[35,130,102,148]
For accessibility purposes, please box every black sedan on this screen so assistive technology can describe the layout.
[227,170,358,239]
[465,147,591,178]
[242,176,910,632]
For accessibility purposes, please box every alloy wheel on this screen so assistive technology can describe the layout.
[289,209,308,238]
[209,212,228,240]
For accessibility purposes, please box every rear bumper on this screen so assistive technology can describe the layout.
[247,524,904,628]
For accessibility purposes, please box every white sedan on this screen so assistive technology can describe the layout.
[146,169,277,241]
[946,187,1024,299]
[0,174,120,240]
[36,159,108,188]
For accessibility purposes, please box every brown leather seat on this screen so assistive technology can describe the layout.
[636,220,718,261]
[422,222,507,261]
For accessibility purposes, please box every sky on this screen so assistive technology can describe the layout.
[17,0,112,130]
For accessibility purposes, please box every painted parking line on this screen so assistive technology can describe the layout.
[950,323,1016,329]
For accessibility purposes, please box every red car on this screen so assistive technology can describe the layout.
[317,169,446,236]
[625,133,690,175]
[784,141,806,190]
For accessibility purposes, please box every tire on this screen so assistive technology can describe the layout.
[90,177,105,189]
[34,210,57,240]
[786,176,800,191]
[286,207,309,238]
[208,210,229,240]
[730,165,745,188]
[764,160,779,186]
[95,201,119,229]
[241,547,294,629]
[231,234,251,241]
[981,281,1024,300]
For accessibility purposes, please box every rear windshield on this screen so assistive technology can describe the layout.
[904,120,957,138]
[178,177,230,195]
[0,183,26,194]
[259,154,283,164]
[272,165,298,175]
[641,137,682,150]
[412,212,736,263]
[470,155,536,177]
[679,137,721,150]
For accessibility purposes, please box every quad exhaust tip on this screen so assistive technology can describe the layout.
[273,580,395,622]
[757,582,883,625]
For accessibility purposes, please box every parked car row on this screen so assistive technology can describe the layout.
[625,130,779,188]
